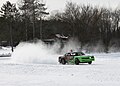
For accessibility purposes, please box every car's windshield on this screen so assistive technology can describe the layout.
[80,52,85,55]
[74,52,85,56]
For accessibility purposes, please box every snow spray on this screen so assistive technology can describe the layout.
[11,39,81,64]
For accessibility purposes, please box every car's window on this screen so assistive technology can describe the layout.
[65,52,85,56]
[71,53,75,56]
[65,53,71,56]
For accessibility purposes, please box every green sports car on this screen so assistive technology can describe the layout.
[58,52,95,65]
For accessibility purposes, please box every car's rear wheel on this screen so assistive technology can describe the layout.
[59,57,62,63]
[61,59,66,65]
[75,59,79,65]
[88,61,92,64]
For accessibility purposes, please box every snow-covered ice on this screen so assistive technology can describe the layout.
[0,41,120,86]
[0,53,120,86]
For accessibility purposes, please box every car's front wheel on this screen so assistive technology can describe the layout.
[88,61,92,64]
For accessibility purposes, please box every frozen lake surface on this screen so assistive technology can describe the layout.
[0,53,120,86]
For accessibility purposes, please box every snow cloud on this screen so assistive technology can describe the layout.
[11,40,60,64]
[11,39,81,64]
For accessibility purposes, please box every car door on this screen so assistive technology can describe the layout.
[68,53,74,64]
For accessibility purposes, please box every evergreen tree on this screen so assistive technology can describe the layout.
[19,0,49,40]
[0,1,18,52]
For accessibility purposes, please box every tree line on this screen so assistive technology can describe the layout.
[0,1,120,52]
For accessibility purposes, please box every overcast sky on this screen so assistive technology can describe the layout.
[0,0,120,12]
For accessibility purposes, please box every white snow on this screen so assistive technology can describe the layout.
[0,53,120,86]
[0,41,120,86]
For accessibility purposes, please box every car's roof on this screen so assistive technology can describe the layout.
[67,52,83,53]
[65,52,85,56]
